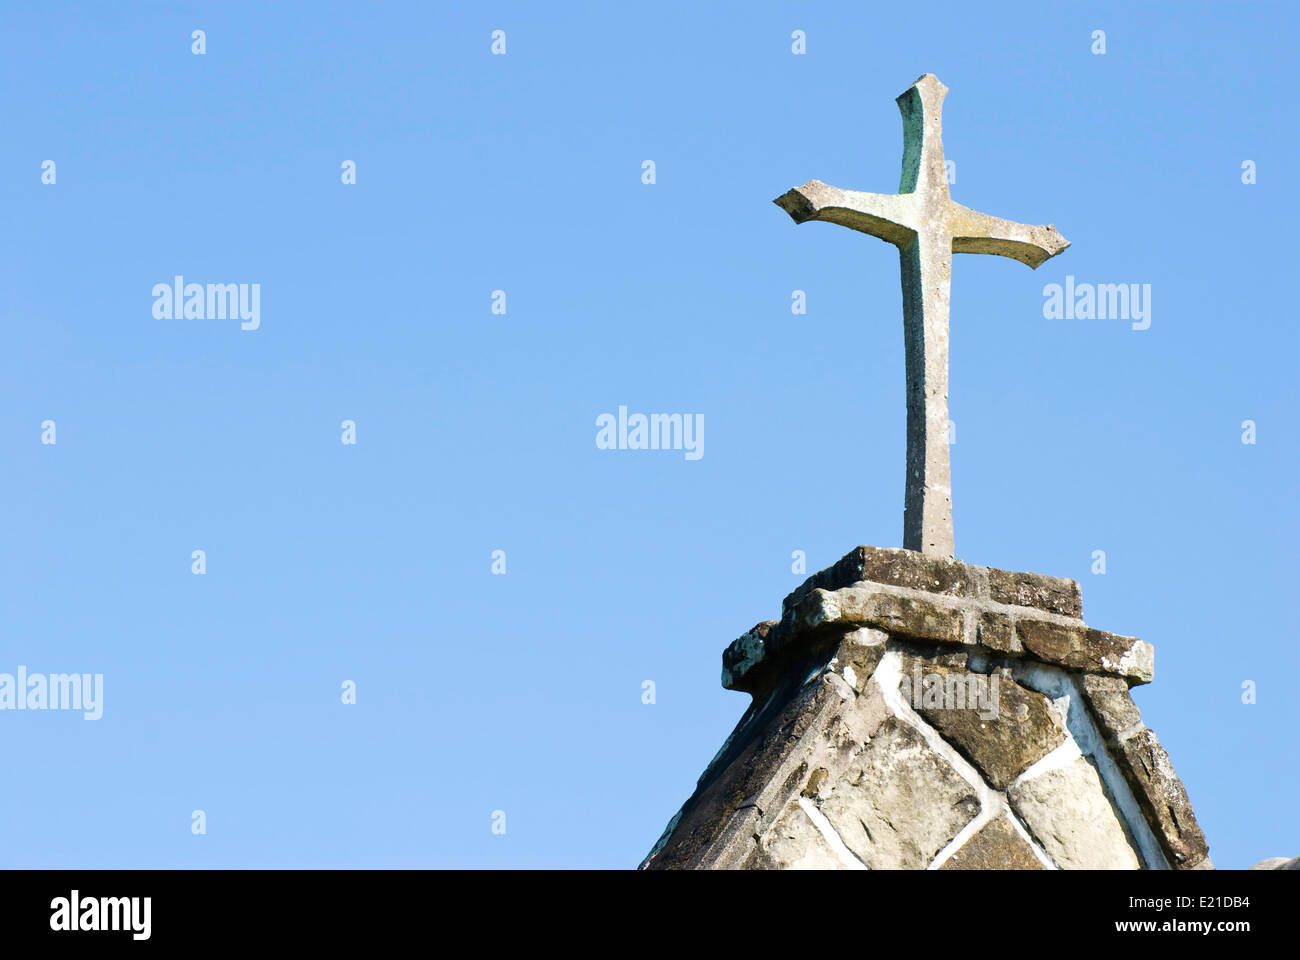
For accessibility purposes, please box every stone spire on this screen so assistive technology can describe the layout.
[641,76,1209,871]
[641,547,1210,870]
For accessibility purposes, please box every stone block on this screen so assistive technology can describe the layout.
[818,716,980,869]
[752,804,850,870]
[833,627,889,694]
[1085,629,1155,685]
[782,545,982,621]
[1116,729,1210,869]
[1008,754,1142,870]
[940,815,1045,870]
[722,620,779,692]
[910,663,1066,790]
[987,567,1082,618]
[796,585,964,646]
[977,609,1015,653]
[1015,617,1087,666]
[1016,618,1154,684]
[1080,673,1143,739]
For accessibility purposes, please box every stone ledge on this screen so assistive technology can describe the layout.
[725,575,1153,694]
[782,546,1081,622]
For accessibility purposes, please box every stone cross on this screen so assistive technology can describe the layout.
[775,74,1068,558]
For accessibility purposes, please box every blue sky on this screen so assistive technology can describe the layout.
[1,1,1295,868]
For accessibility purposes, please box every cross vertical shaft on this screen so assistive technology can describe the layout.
[900,236,953,556]
[897,78,954,556]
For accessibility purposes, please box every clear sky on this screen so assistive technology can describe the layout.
[1,1,1295,869]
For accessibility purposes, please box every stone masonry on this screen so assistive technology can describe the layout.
[640,546,1210,870]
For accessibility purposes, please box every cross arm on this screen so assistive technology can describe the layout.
[774,179,917,247]
[946,202,1069,268]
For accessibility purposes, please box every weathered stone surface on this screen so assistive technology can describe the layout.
[783,547,984,620]
[783,546,1084,620]
[910,663,1066,790]
[896,646,969,673]
[1009,755,1142,869]
[722,620,780,692]
[1085,629,1155,685]
[1016,617,1154,684]
[987,567,1082,618]
[818,716,980,868]
[796,585,964,645]
[1250,856,1300,870]
[1116,729,1209,869]
[857,592,965,644]
[723,619,889,699]
[857,547,985,597]
[731,548,1155,699]
[1081,673,1143,739]
[1015,617,1087,665]
[940,815,1045,870]
[833,627,889,694]
[831,676,893,748]
[692,805,761,869]
[752,804,850,870]
[977,609,1015,653]
[801,768,830,798]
